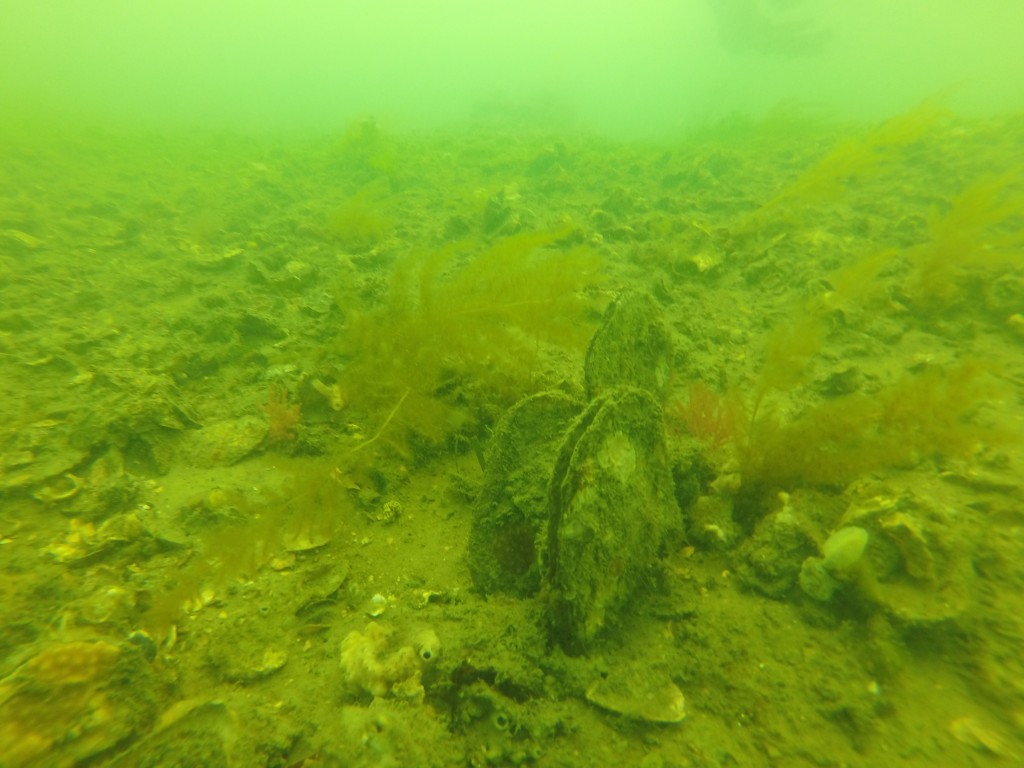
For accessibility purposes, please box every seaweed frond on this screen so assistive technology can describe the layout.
[740,360,1006,490]
[326,179,393,250]
[742,97,947,230]
[262,382,301,444]
[335,225,603,459]
[906,172,1024,307]
[749,248,895,422]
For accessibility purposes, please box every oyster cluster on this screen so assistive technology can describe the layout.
[469,292,683,652]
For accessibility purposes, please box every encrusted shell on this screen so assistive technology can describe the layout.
[586,664,686,724]
[546,387,681,651]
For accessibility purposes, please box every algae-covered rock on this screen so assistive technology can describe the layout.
[736,508,817,598]
[799,556,839,602]
[455,679,544,764]
[0,418,88,494]
[839,484,975,623]
[330,698,463,768]
[545,387,682,652]
[105,700,235,768]
[0,640,158,767]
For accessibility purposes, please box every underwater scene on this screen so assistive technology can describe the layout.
[1,2,1023,767]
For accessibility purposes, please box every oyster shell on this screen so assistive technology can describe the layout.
[468,391,583,597]
[586,663,686,724]
[545,387,682,651]
[584,290,673,399]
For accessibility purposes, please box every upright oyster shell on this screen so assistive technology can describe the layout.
[545,387,682,652]
[468,391,583,597]
[469,290,683,653]
[584,290,673,399]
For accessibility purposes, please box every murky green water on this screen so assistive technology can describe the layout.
[1,3,1022,766]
